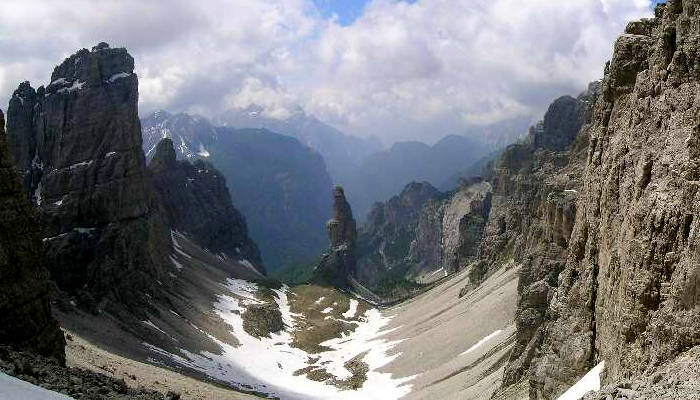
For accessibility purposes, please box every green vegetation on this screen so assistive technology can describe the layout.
[288,285,370,354]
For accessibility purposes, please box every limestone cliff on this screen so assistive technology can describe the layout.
[6,43,172,315]
[530,2,700,398]
[456,84,600,391]
[0,109,65,362]
[149,138,264,274]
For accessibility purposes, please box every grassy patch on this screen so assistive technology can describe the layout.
[288,285,370,354]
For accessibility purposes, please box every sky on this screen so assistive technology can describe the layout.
[0,0,657,144]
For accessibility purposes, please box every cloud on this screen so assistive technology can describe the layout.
[0,0,653,144]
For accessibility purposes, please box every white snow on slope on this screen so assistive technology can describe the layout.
[0,372,73,400]
[460,330,503,356]
[557,361,605,400]
[146,279,413,400]
[343,299,359,319]
[197,143,210,157]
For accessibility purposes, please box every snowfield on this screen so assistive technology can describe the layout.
[557,361,605,400]
[0,372,73,400]
[145,279,413,399]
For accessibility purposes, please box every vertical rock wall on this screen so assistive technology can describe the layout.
[532,2,700,397]
[0,109,65,362]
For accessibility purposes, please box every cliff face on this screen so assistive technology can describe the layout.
[0,109,65,362]
[149,138,264,274]
[531,3,700,397]
[312,186,357,288]
[6,43,171,314]
[356,179,492,298]
[459,85,599,390]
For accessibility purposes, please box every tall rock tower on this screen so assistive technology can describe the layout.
[5,43,171,315]
[313,186,357,288]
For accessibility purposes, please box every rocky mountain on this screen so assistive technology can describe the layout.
[6,42,173,315]
[141,111,334,271]
[0,109,65,363]
[149,138,264,274]
[215,105,382,181]
[355,178,492,299]
[529,3,700,398]
[311,186,357,289]
[344,135,491,221]
[142,110,216,161]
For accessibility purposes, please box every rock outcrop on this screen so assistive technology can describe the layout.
[149,138,264,274]
[355,179,492,298]
[530,3,700,397]
[312,186,357,288]
[6,43,171,315]
[0,109,65,363]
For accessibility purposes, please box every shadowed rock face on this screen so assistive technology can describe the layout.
[0,109,65,363]
[355,180,492,298]
[149,138,265,275]
[312,186,357,288]
[529,2,700,398]
[6,43,171,315]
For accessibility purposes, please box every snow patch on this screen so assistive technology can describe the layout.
[0,372,74,399]
[321,307,333,314]
[460,330,503,356]
[57,80,86,94]
[142,320,167,336]
[33,182,42,206]
[68,160,94,170]
[169,256,184,271]
[107,72,131,83]
[343,300,359,319]
[557,361,605,400]
[197,143,211,157]
[315,296,326,305]
[49,78,68,87]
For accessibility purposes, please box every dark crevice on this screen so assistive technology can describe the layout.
[683,214,693,241]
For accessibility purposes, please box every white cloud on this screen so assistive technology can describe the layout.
[0,0,653,144]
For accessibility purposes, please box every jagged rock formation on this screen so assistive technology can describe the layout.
[149,138,264,274]
[458,84,600,391]
[312,186,357,288]
[528,3,700,398]
[356,179,492,298]
[141,111,333,271]
[343,135,492,221]
[0,109,65,363]
[6,43,172,315]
